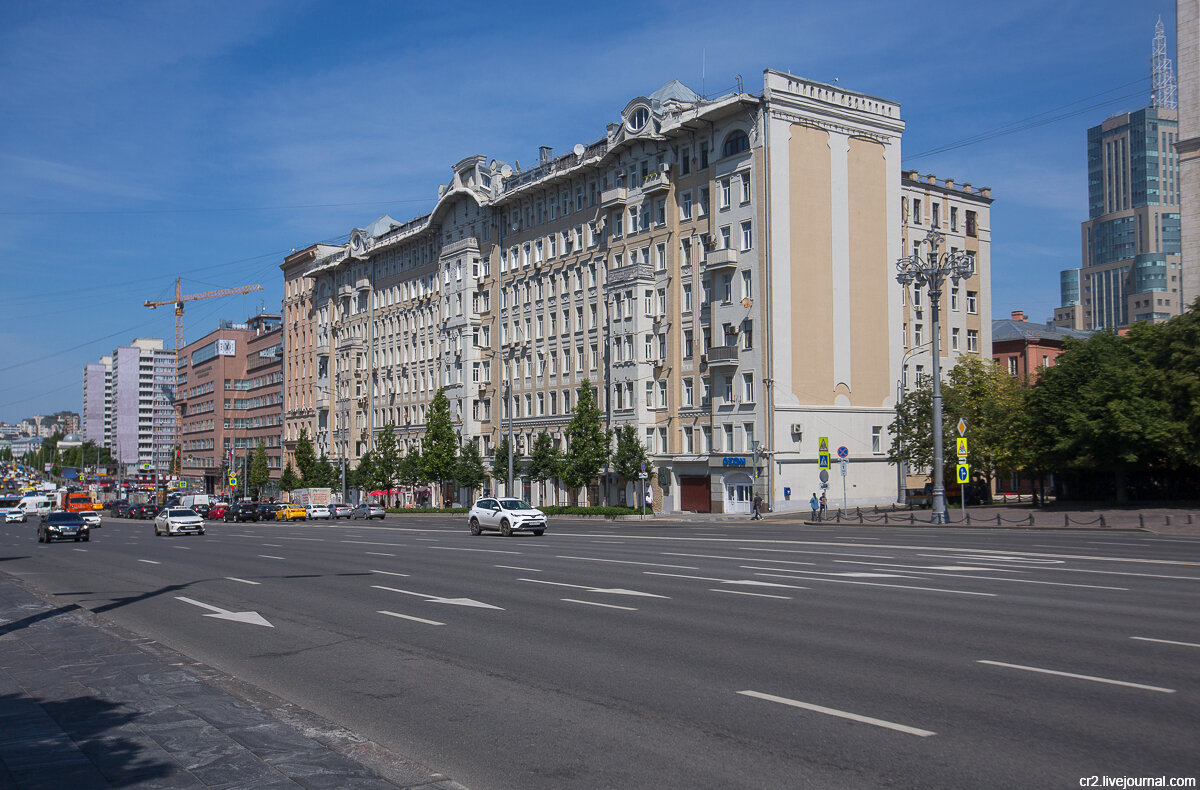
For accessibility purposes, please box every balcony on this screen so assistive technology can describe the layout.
[706,345,739,367]
[641,172,670,195]
[600,187,628,208]
[607,262,655,286]
[704,247,739,271]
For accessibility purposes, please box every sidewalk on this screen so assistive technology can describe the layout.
[0,577,464,790]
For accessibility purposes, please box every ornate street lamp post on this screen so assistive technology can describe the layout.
[895,229,975,524]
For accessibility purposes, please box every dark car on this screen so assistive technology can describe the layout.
[39,511,89,543]
[113,503,133,518]
[107,500,129,514]
[131,505,158,520]
[256,503,282,521]
[194,502,211,518]
[224,502,260,522]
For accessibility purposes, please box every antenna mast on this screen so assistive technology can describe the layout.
[1152,15,1178,110]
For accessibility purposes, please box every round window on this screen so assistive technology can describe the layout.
[629,106,649,131]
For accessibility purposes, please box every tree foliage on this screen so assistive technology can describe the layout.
[422,388,458,499]
[294,428,317,485]
[279,462,300,493]
[454,439,486,501]
[560,380,610,496]
[249,442,270,497]
[612,425,652,481]
[373,425,400,503]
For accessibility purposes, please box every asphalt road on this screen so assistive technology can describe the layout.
[2,514,1198,789]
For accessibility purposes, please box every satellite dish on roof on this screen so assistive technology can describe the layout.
[500,165,512,178]
[573,143,585,157]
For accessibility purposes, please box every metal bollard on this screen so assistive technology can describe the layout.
[1100,515,1107,528]
[1166,515,1171,526]
[1064,514,1069,527]
[1139,514,1145,528]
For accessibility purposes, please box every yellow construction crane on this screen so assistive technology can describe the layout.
[145,277,263,477]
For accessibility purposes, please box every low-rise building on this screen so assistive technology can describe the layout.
[992,310,1091,381]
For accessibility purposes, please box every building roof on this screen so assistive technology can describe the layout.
[992,319,1092,344]
[650,79,702,109]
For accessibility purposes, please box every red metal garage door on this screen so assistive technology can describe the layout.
[679,476,711,512]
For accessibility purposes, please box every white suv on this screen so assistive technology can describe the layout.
[468,498,546,537]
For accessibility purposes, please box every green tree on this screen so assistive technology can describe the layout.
[560,380,610,504]
[353,451,379,494]
[373,425,401,506]
[422,388,458,507]
[249,441,270,498]
[294,428,317,485]
[398,444,424,504]
[491,435,511,493]
[612,424,652,480]
[526,431,561,505]
[942,356,1029,499]
[454,439,487,503]
[888,376,940,474]
[279,462,300,493]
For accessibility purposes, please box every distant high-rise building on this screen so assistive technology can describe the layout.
[82,355,112,448]
[1176,2,1200,306]
[108,339,175,476]
[1057,19,1184,330]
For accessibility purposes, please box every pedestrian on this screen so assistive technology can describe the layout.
[819,492,827,520]
[810,493,819,521]
[752,493,763,520]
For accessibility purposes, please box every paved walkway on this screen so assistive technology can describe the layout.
[0,577,464,790]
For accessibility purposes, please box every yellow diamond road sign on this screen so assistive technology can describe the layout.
[957,418,967,436]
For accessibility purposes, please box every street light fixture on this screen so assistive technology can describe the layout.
[895,229,975,524]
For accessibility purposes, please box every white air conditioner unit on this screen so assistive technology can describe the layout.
[660,162,671,173]
[790,422,804,436]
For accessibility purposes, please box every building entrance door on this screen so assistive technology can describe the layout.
[723,473,753,515]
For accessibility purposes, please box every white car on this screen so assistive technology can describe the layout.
[80,511,102,528]
[305,504,332,520]
[154,508,205,537]
[468,498,546,537]
[4,509,25,523]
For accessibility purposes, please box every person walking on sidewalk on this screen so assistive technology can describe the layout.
[751,493,763,520]
[819,493,827,521]
[810,493,820,521]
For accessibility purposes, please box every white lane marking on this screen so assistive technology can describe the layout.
[1146,537,1200,543]
[644,572,807,589]
[977,661,1175,693]
[837,561,1024,573]
[740,567,917,579]
[748,548,894,559]
[379,610,444,626]
[496,565,541,572]
[561,598,637,610]
[365,552,394,557]
[175,596,273,627]
[1087,542,1152,547]
[889,570,1128,591]
[430,546,520,555]
[172,546,192,550]
[663,552,817,566]
[285,537,326,541]
[371,585,503,609]
[738,691,936,737]
[517,578,670,598]
[415,537,439,541]
[340,540,407,547]
[369,569,410,577]
[556,555,698,569]
[1131,636,1200,649]
[258,555,285,560]
[138,559,160,565]
[73,548,87,552]
[924,554,1064,565]
[262,543,283,547]
[710,589,792,600]
[225,577,261,585]
[751,572,995,597]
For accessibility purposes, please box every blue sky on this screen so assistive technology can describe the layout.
[0,0,1178,424]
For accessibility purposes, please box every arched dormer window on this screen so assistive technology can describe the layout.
[722,129,750,158]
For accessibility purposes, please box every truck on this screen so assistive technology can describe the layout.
[179,494,211,511]
[55,490,101,513]
[290,488,331,507]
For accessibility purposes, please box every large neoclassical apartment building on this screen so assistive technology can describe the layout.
[282,69,932,514]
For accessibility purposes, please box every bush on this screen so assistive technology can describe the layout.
[541,505,641,517]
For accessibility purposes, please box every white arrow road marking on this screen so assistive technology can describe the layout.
[371,585,504,610]
[175,596,274,627]
[517,579,670,598]
[644,572,807,589]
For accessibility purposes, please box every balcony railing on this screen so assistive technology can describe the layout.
[600,187,628,207]
[706,345,739,365]
[641,172,670,194]
[607,262,655,286]
[704,248,739,270]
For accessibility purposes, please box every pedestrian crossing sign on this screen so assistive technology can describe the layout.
[956,437,968,457]
[818,452,830,470]
[818,436,829,453]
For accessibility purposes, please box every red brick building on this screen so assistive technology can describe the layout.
[992,310,1092,381]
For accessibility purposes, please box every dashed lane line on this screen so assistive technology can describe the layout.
[750,571,996,597]
[495,565,542,572]
[738,691,936,737]
[710,589,792,600]
[556,555,698,569]
[977,660,1175,693]
[378,610,444,626]
[225,577,261,585]
[1131,636,1200,649]
[258,555,285,560]
[561,599,637,611]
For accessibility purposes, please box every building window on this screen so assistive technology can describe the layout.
[914,324,923,346]
[950,206,958,231]
[720,178,731,210]
[683,427,695,454]
[912,199,922,224]
[741,173,751,204]
[681,191,693,220]
[683,284,692,313]
[967,291,978,314]
[1008,356,1018,375]
[967,329,979,352]
[742,373,754,402]
[683,377,694,406]
[872,426,883,454]
[950,287,959,311]
[951,328,960,351]
[683,329,694,358]
[966,210,977,237]
[741,221,753,251]
[722,129,750,158]
[931,203,940,227]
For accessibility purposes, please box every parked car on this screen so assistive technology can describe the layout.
[468,498,546,537]
[275,504,307,521]
[256,503,282,521]
[154,508,205,536]
[223,502,260,522]
[206,503,228,520]
[351,503,385,520]
[39,511,90,543]
[305,504,332,520]
[331,503,353,519]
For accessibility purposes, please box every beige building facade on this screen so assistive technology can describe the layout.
[1178,0,1200,306]
[281,70,940,512]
